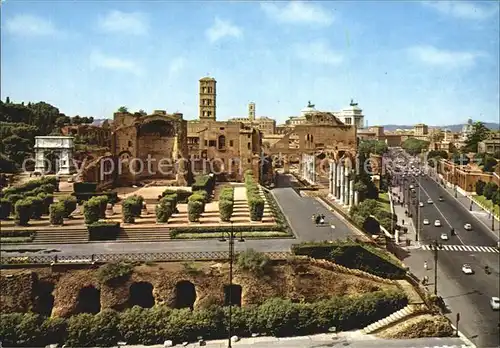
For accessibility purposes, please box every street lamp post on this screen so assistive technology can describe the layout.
[330,224,336,241]
[219,222,245,348]
[430,239,443,295]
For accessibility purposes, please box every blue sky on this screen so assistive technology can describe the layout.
[1,1,499,126]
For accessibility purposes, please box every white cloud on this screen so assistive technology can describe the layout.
[98,10,148,35]
[296,40,343,65]
[407,45,486,68]
[5,14,58,36]
[205,18,242,43]
[168,57,186,75]
[90,50,141,75]
[260,1,334,26]
[421,1,499,20]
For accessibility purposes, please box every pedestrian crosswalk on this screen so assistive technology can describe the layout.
[421,244,499,253]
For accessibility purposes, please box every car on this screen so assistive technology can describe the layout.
[419,202,424,207]
[490,297,500,310]
[440,233,448,240]
[423,219,430,225]
[409,185,414,189]
[462,264,474,274]
[434,220,442,227]
[427,199,433,204]
[438,196,444,202]
[464,223,472,231]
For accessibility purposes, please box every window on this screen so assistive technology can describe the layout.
[218,135,226,149]
[229,140,234,147]
[128,141,132,147]
[209,140,216,147]
[205,140,208,146]
[220,127,225,130]
[247,142,251,150]
[208,111,212,117]
[247,159,251,163]
[248,134,251,138]
[207,99,212,106]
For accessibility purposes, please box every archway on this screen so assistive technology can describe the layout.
[44,151,60,174]
[129,282,155,308]
[223,284,242,307]
[75,286,101,314]
[34,281,54,317]
[174,281,196,310]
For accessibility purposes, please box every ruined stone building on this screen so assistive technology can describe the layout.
[187,77,265,181]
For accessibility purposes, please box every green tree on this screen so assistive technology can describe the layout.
[55,116,70,128]
[401,138,430,156]
[483,182,498,200]
[482,156,498,172]
[491,190,500,205]
[464,121,490,153]
[475,180,486,196]
[117,106,128,113]
[71,115,82,125]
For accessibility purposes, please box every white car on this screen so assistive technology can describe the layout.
[440,233,448,240]
[423,219,430,225]
[409,185,414,189]
[434,220,442,227]
[462,264,474,274]
[464,223,472,231]
[427,199,433,204]
[490,297,500,310]
[419,202,424,207]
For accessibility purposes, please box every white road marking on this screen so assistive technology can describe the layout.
[420,244,499,253]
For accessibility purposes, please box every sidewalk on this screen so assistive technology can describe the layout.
[425,167,499,236]
[390,186,420,249]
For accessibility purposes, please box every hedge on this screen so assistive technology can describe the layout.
[188,200,203,222]
[188,192,207,213]
[88,222,121,241]
[0,290,407,346]
[0,230,32,238]
[161,189,191,203]
[0,198,12,219]
[219,186,234,202]
[95,195,109,219]
[192,174,215,195]
[49,202,65,226]
[73,182,98,193]
[1,177,58,197]
[122,195,143,223]
[59,196,77,218]
[26,196,43,219]
[37,193,54,215]
[169,225,283,237]
[72,191,119,205]
[14,199,31,226]
[83,197,102,225]
[156,198,174,223]
[5,194,23,206]
[245,172,265,221]
[291,241,406,279]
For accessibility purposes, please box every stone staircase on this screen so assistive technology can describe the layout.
[33,228,89,244]
[361,304,427,334]
[117,226,171,242]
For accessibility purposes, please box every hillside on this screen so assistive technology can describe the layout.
[381,122,499,132]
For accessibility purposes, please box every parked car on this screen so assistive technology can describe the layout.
[434,220,442,227]
[427,199,433,204]
[490,297,500,310]
[462,264,474,274]
[423,219,430,225]
[464,223,472,231]
[419,202,424,207]
[438,196,444,202]
[440,233,448,241]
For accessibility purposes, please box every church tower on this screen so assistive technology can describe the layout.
[248,102,256,122]
[199,77,216,121]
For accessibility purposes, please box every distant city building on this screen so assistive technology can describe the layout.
[461,118,474,141]
[414,123,429,136]
[478,132,500,155]
[228,102,276,135]
[333,99,365,128]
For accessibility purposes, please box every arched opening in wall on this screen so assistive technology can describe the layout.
[75,286,101,314]
[44,151,60,174]
[218,135,226,149]
[223,284,242,307]
[129,282,155,308]
[34,280,55,317]
[174,281,196,310]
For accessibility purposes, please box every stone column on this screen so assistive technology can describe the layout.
[332,162,337,197]
[59,149,71,175]
[337,163,342,200]
[343,169,349,206]
[339,163,345,203]
[34,149,45,173]
[312,156,316,184]
[354,191,359,206]
[349,179,355,206]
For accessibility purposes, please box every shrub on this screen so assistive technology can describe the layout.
[192,174,215,195]
[484,182,498,200]
[59,195,77,218]
[161,193,178,210]
[0,198,12,219]
[219,186,234,202]
[5,193,23,206]
[14,199,31,226]
[156,198,174,223]
[40,183,56,194]
[188,200,203,222]
[94,195,109,219]
[26,196,43,219]
[219,199,234,222]
[121,196,143,223]
[37,193,54,215]
[97,262,133,283]
[73,182,98,193]
[248,196,265,221]
[88,221,120,241]
[237,248,271,275]
[49,202,65,225]
[161,189,191,203]
[83,196,101,225]
[475,180,486,196]
[129,195,144,217]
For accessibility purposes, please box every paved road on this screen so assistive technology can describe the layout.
[273,174,356,242]
[392,163,500,347]
[127,332,470,348]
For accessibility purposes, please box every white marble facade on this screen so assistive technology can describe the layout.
[34,136,75,175]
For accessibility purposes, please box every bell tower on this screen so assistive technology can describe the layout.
[199,77,216,121]
[248,102,256,122]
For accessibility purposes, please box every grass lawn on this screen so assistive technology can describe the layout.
[472,195,500,219]
[378,192,392,213]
